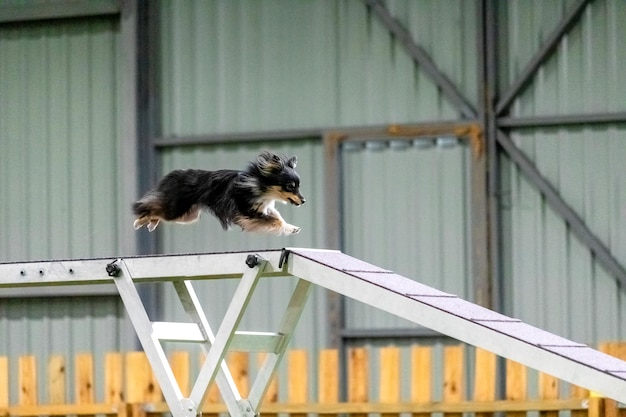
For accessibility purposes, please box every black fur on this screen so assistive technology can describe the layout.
[132,152,305,235]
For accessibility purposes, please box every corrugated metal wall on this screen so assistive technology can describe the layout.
[158,0,478,136]
[503,0,625,117]
[498,0,626,343]
[0,14,136,401]
[0,17,133,261]
[341,140,471,330]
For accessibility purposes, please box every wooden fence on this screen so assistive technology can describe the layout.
[0,343,624,417]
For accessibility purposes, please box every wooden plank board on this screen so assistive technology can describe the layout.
[348,348,369,417]
[317,349,339,417]
[288,350,308,417]
[47,355,66,405]
[19,356,38,406]
[379,346,400,417]
[410,345,432,417]
[505,359,527,417]
[443,345,464,417]
[169,351,190,397]
[105,352,124,404]
[473,348,496,417]
[75,353,94,404]
[0,356,8,409]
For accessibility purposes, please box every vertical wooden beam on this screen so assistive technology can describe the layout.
[348,348,368,417]
[538,372,558,417]
[228,352,249,398]
[105,352,124,405]
[47,355,66,405]
[318,349,339,417]
[169,351,190,398]
[379,347,400,417]
[288,350,308,417]
[19,356,38,406]
[443,346,464,417]
[0,356,9,410]
[75,353,95,405]
[505,360,526,417]
[410,346,431,417]
[473,348,496,417]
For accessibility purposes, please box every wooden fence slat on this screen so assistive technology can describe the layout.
[257,352,279,417]
[318,349,339,417]
[169,351,190,397]
[348,347,369,417]
[75,353,95,405]
[288,350,308,417]
[200,351,221,417]
[505,359,527,417]
[47,355,66,405]
[443,345,464,417]
[0,356,8,409]
[105,352,124,405]
[379,347,400,417]
[410,346,432,417]
[125,352,162,404]
[318,349,338,403]
[473,348,496,417]
[228,351,250,398]
[19,356,37,406]
[539,372,559,417]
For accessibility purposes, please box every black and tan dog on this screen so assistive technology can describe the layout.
[132,151,305,235]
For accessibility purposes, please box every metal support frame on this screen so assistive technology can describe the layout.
[3,248,626,403]
[103,252,313,417]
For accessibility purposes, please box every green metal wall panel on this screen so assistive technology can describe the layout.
[0,17,133,261]
[0,15,136,393]
[501,125,626,343]
[501,0,626,116]
[158,0,478,136]
[341,140,471,331]
[496,0,626,346]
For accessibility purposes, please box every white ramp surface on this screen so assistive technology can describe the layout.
[285,248,626,403]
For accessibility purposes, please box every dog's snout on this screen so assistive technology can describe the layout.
[300,197,306,204]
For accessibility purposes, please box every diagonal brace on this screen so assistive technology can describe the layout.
[248,278,313,408]
[496,130,626,287]
[495,0,593,115]
[189,259,268,416]
[363,0,477,119]
[172,280,243,411]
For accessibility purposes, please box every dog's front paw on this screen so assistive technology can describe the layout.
[284,224,301,235]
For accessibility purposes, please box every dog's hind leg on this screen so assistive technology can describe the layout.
[173,204,202,225]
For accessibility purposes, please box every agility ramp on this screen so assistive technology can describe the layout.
[2,248,626,417]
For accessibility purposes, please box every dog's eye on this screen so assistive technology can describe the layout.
[285,182,296,192]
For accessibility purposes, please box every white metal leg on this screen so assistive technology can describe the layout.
[189,259,268,415]
[113,260,195,417]
[248,278,312,409]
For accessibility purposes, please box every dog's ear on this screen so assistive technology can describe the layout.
[287,156,297,169]
[257,151,284,174]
